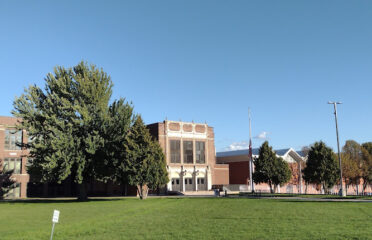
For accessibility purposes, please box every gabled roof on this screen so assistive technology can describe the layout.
[274,148,291,156]
[296,151,303,157]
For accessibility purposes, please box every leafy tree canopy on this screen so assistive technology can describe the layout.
[303,141,339,192]
[253,141,291,193]
[340,140,372,193]
[342,140,362,187]
[361,142,372,155]
[100,98,134,184]
[12,62,121,200]
[360,144,372,192]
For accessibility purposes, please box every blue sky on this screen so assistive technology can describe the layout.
[1,1,371,152]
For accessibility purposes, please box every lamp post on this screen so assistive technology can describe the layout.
[328,101,345,196]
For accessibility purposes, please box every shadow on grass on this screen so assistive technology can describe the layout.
[0,197,129,204]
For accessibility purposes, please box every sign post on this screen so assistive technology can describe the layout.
[50,210,60,240]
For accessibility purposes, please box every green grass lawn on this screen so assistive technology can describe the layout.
[0,197,371,240]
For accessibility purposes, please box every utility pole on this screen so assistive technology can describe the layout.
[328,101,345,196]
[299,160,302,194]
[249,109,255,193]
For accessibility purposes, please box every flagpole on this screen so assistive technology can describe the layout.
[249,108,255,193]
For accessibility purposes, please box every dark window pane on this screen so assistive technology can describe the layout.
[196,141,205,164]
[183,141,193,163]
[189,179,192,184]
[170,140,181,163]
[5,130,22,150]
[176,179,179,185]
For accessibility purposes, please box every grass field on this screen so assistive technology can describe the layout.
[0,197,371,240]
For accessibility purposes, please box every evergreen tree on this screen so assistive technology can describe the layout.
[124,116,168,199]
[303,141,339,193]
[0,163,15,199]
[253,141,291,193]
[148,141,169,192]
[12,62,114,200]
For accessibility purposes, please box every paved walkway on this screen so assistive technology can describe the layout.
[231,195,372,202]
[276,196,372,202]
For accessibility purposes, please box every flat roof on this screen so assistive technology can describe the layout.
[217,148,292,158]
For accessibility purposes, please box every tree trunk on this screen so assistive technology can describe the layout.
[345,184,348,195]
[77,183,88,201]
[362,181,367,195]
[269,182,273,193]
[137,184,149,200]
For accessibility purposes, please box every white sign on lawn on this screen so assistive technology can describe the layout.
[52,210,60,223]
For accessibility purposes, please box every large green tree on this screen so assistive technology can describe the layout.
[271,157,292,192]
[102,98,134,194]
[12,62,115,200]
[253,141,291,193]
[124,116,168,199]
[303,141,339,193]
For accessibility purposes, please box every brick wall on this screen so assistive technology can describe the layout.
[227,161,249,184]
[0,116,30,198]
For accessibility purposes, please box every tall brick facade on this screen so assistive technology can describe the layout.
[148,120,229,192]
[0,116,29,198]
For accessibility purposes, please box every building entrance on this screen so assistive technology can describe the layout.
[197,177,207,191]
[171,178,180,191]
[184,178,193,191]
